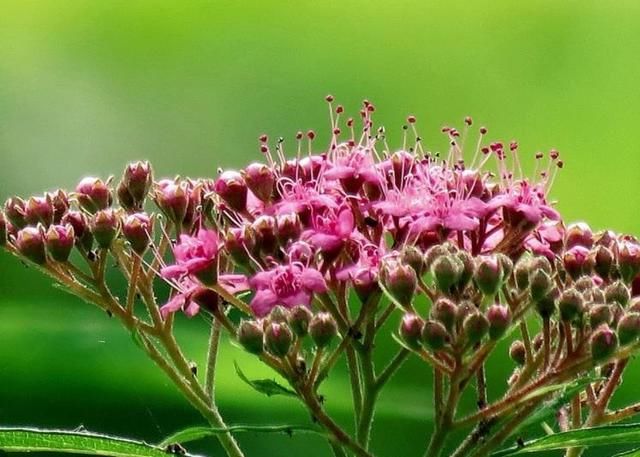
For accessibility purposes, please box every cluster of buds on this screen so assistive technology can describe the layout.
[3,99,640,457]
[237,305,337,358]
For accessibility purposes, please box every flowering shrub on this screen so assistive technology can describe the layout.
[3,98,640,457]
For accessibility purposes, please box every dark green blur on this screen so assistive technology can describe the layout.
[1,1,640,456]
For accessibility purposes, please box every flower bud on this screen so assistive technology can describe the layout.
[309,312,338,348]
[268,305,290,324]
[514,256,531,290]
[431,254,462,293]
[122,213,152,254]
[91,209,119,249]
[4,197,27,229]
[589,304,613,328]
[401,245,425,276]
[237,320,264,355]
[535,290,557,319]
[421,319,449,351]
[558,289,584,322]
[605,281,630,307]
[123,161,152,205]
[474,255,504,296]
[399,313,424,350]
[593,245,614,279]
[618,312,640,345]
[456,300,476,326]
[509,340,527,366]
[242,162,275,202]
[276,213,301,246]
[154,182,189,225]
[16,226,46,264]
[563,246,593,280]
[566,222,593,249]
[0,212,6,246]
[432,298,457,332]
[529,269,553,302]
[214,171,247,212]
[353,269,379,303]
[288,305,313,337]
[486,304,511,339]
[75,177,112,213]
[463,312,489,345]
[630,297,640,314]
[424,245,450,270]
[590,324,618,362]
[62,211,93,251]
[252,215,278,254]
[50,190,70,223]
[24,196,54,227]
[117,181,136,212]
[382,260,417,306]
[531,256,553,274]
[45,224,75,262]
[456,250,475,289]
[619,241,640,283]
[264,322,293,357]
[497,253,514,279]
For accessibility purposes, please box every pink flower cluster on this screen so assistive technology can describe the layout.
[159,100,569,318]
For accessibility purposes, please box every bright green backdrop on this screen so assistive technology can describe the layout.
[1,1,640,456]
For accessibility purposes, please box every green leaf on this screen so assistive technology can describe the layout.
[234,361,296,397]
[493,422,640,456]
[514,375,603,434]
[0,427,181,457]
[613,448,640,457]
[159,424,325,447]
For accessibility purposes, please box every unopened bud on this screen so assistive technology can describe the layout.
[288,305,313,337]
[432,298,457,331]
[16,226,46,264]
[486,304,511,339]
[264,322,293,357]
[122,213,152,254]
[401,245,425,276]
[590,325,618,362]
[123,161,152,206]
[421,319,449,351]
[399,313,424,349]
[619,241,640,283]
[62,211,93,251]
[618,313,640,345]
[456,250,475,288]
[563,246,593,280]
[590,304,613,328]
[593,246,614,279]
[566,222,593,249]
[535,290,557,319]
[4,197,27,229]
[558,288,584,322]
[382,260,417,306]
[605,281,630,307]
[474,255,504,296]
[242,162,275,202]
[309,312,337,348]
[50,190,70,223]
[276,213,301,246]
[237,320,264,355]
[214,171,247,212]
[353,269,379,303]
[75,177,112,213]
[497,254,514,279]
[45,224,75,262]
[630,297,640,314]
[529,269,553,302]
[509,340,527,366]
[463,312,489,345]
[24,196,54,227]
[514,256,531,290]
[91,209,119,249]
[268,305,290,324]
[252,215,277,254]
[424,245,450,270]
[154,182,189,225]
[432,254,462,293]
[225,226,255,267]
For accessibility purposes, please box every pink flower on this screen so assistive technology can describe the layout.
[302,207,356,255]
[489,181,559,226]
[249,263,328,317]
[162,229,219,280]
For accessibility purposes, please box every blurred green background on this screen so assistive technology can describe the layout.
[1,1,640,456]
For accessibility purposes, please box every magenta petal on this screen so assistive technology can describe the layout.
[218,274,250,294]
[444,214,479,231]
[160,293,186,319]
[308,233,343,252]
[249,270,274,289]
[409,216,439,235]
[183,300,200,317]
[282,290,312,308]
[300,268,328,293]
[161,265,187,279]
[516,203,542,223]
[337,208,355,237]
[250,289,278,317]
